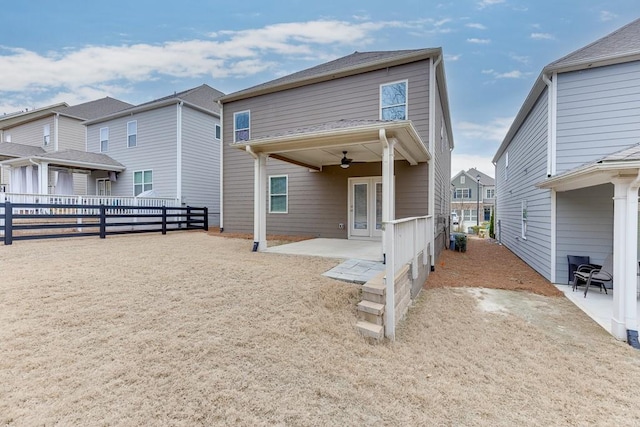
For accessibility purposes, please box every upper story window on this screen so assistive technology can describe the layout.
[100,127,109,152]
[43,124,50,146]
[460,176,465,184]
[505,151,509,181]
[127,121,137,148]
[4,134,10,143]
[380,80,407,120]
[134,170,153,196]
[454,188,471,199]
[215,124,221,141]
[486,188,495,199]
[234,111,250,142]
[521,200,528,239]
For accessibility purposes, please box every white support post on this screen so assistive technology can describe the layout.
[380,129,395,264]
[612,179,630,340]
[253,152,268,251]
[423,217,429,265]
[39,162,49,196]
[412,220,418,280]
[625,185,639,337]
[385,221,396,340]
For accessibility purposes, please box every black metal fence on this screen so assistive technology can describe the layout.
[0,201,208,245]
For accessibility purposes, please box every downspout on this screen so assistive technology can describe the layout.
[176,101,183,205]
[54,113,60,152]
[428,55,441,268]
[218,100,224,232]
[542,72,557,283]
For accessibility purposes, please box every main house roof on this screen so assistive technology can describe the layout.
[84,84,224,125]
[451,168,495,186]
[56,97,133,121]
[493,17,640,163]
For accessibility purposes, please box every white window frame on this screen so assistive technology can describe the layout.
[133,170,153,196]
[215,124,221,141]
[380,80,408,121]
[454,188,471,199]
[460,175,465,184]
[234,110,250,142]
[521,200,528,240]
[96,178,112,196]
[127,121,137,148]
[486,188,495,199]
[4,134,10,143]
[100,127,109,153]
[269,175,288,214]
[43,124,50,146]
[505,151,509,181]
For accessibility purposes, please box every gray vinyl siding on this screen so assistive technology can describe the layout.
[181,107,220,226]
[223,59,432,236]
[87,105,178,198]
[57,116,85,151]
[494,88,552,280]
[555,184,613,284]
[432,78,451,258]
[556,61,640,173]
[4,116,54,151]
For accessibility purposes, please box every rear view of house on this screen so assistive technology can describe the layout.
[493,17,640,344]
[219,49,453,255]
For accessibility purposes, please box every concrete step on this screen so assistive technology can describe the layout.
[357,300,384,316]
[362,281,385,296]
[361,291,385,304]
[356,321,384,340]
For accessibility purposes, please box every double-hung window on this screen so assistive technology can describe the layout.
[215,124,221,141]
[234,111,250,142]
[380,80,407,120]
[269,175,288,213]
[127,121,137,148]
[454,188,471,199]
[486,188,495,199]
[134,170,153,196]
[521,200,528,239]
[100,127,109,152]
[43,124,50,146]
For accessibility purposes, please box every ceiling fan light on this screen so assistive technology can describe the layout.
[340,162,350,169]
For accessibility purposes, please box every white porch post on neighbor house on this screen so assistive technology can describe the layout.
[625,179,640,337]
[38,162,49,195]
[612,178,632,340]
[249,148,268,251]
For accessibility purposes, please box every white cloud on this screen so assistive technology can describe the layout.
[456,117,513,143]
[481,69,494,74]
[445,54,461,62]
[0,19,407,96]
[466,23,487,30]
[467,38,491,44]
[495,70,524,78]
[530,32,554,40]
[600,10,617,21]
[477,0,505,8]
[451,153,495,178]
[510,54,530,65]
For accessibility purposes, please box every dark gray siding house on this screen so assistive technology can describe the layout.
[493,17,640,344]
[219,49,453,261]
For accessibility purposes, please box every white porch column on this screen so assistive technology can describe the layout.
[39,162,49,195]
[381,130,396,340]
[625,184,639,341]
[253,152,268,251]
[612,178,631,340]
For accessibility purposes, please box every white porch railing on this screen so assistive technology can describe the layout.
[384,215,434,340]
[1,192,180,214]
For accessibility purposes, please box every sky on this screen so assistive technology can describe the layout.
[2,1,639,178]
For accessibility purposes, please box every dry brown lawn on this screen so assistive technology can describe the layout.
[2,232,640,426]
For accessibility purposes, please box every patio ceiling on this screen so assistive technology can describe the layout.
[231,120,430,171]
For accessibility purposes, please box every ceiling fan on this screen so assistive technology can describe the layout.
[340,151,352,169]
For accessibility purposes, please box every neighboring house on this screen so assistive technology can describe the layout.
[83,84,224,226]
[450,168,495,231]
[218,48,453,258]
[0,98,132,195]
[492,18,640,343]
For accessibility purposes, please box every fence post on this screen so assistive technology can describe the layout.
[162,206,167,235]
[186,206,192,229]
[4,201,12,245]
[99,204,106,239]
[203,207,209,231]
[384,221,396,340]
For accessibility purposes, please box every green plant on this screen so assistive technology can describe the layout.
[489,210,495,238]
[454,233,467,252]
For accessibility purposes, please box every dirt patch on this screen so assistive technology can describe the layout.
[427,236,563,297]
[2,232,640,425]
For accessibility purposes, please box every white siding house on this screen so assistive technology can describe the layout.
[493,17,640,345]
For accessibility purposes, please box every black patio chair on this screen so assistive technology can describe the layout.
[567,255,590,285]
[572,254,613,298]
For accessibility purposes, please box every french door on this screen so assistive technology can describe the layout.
[348,177,382,239]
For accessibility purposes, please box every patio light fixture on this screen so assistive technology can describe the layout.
[476,174,481,227]
[340,151,352,169]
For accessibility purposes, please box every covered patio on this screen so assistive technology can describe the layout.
[539,144,640,346]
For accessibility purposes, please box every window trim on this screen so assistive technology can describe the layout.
[133,169,153,197]
[454,188,471,199]
[127,120,137,148]
[43,124,50,146]
[233,110,251,142]
[215,124,221,141]
[268,174,288,214]
[521,200,528,240]
[100,127,109,153]
[379,79,408,121]
[486,188,495,199]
